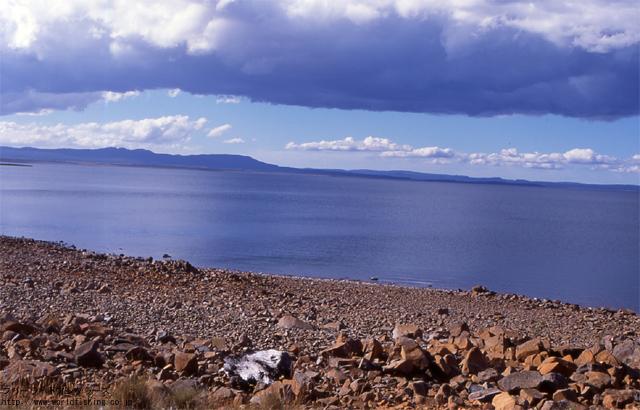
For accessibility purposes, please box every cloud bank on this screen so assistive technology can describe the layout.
[0,116,207,151]
[2,0,638,118]
[286,136,640,173]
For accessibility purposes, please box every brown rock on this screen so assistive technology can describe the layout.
[492,392,518,410]
[537,357,576,377]
[585,371,611,390]
[552,388,577,402]
[363,338,384,361]
[0,360,59,384]
[211,337,228,351]
[74,340,103,368]
[574,350,595,366]
[212,386,235,403]
[601,389,636,408]
[277,315,314,330]
[595,350,620,367]
[174,352,198,375]
[320,335,362,358]
[449,322,469,337]
[392,324,422,340]
[516,338,543,361]
[249,380,295,407]
[383,359,414,375]
[397,337,430,369]
[519,388,545,406]
[461,347,489,374]
[1,321,38,335]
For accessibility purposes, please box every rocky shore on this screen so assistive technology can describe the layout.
[0,236,638,409]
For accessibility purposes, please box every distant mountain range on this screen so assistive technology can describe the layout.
[1,146,638,191]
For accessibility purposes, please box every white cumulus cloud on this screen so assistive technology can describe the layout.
[0,115,207,152]
[286,136,411,152]
[102,90,141,102]
[286,136,634,173]
[168,88,181,97]
[207,123,232,138]
[215,95,242,104]
[223,137,245,144]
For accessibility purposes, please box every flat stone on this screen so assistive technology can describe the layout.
[477,367,499,382]
[392,324,422,340]
[468,387,501,402]
[498,370,542,392]
[277,315,314,330]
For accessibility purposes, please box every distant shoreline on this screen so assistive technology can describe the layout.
[2,145,638,192]
[0,162,32,167]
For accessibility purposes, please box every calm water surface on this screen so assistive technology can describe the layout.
[1,163,638,310]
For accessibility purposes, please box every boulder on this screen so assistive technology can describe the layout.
[320,335,363,358]
[392,324,422,340]
[477,367,499,382]
[449,322,469,338]
[601,389,637,408]
[516,338,543,361]
[519,388,545,406]
[498,371,543,392]
[211,386,235,403]
[383,359,414,375]
[585,371,611,390]
[1,360,59,384]
[492,392,518,410]
[574,350,595,367]
[552,388,578,402]
[74,340,103,368]
[612,339,640,369]
[249,380,295,407]
[461,347,489,374]
[397,337,430,370]
[539,372,568,392]
[224,349,292,386]
[537,357,577,377]
[363,338,384,361]
[174,352,198,375]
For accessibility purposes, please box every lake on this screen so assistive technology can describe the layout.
[1,163,638,310]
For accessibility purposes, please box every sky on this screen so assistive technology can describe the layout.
[1,0,639,184]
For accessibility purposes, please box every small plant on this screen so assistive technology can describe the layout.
[110,375,152,409]
[168,384,203,409]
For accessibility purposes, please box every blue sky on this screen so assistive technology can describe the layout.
[1,1,639,184]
